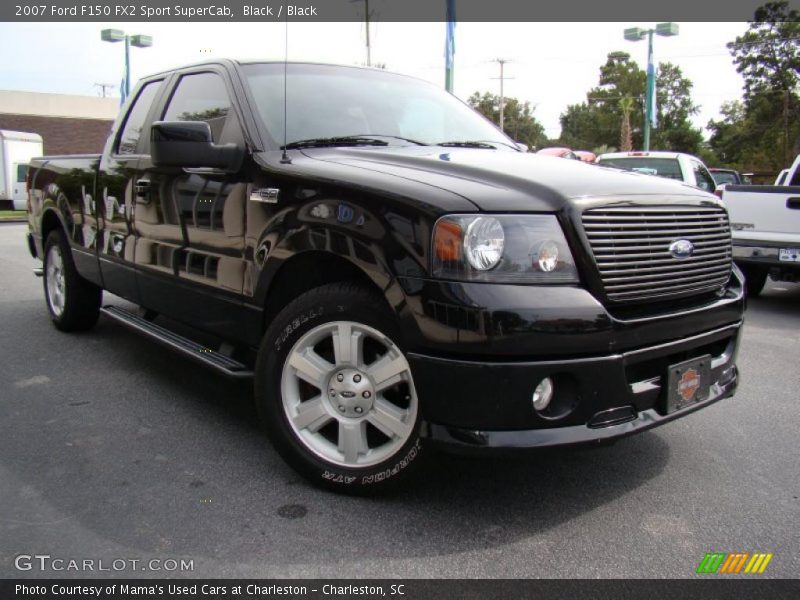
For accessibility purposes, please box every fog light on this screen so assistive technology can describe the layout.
[532,377,554,411]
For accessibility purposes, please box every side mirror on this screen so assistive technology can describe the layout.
[150,121,243,172]
[515,142,529,153]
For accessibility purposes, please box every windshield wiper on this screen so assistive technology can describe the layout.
[437,140,521,150]
[347,134,429,146]
[437,140,500,149]
[281,136,390,150]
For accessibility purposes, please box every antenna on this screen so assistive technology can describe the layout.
[280,11,291,164]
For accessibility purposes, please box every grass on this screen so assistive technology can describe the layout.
[0,210,26,221]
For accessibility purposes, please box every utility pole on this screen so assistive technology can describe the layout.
[783,89,789,167]
[93,83,114,98]
[365,0,371,66]
[491,58,514,132]
[351,0,371,66]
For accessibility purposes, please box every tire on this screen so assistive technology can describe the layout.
[740,264,768,298]
[255,282,424,494]
[43,229,102,332]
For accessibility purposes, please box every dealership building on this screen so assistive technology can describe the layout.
[0,90,119,154]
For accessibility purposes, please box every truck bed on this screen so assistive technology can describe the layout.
[724,184,800,245]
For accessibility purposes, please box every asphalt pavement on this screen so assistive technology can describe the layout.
[0,222,798,579]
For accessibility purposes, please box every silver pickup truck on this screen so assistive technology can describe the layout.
[722,154,800,296]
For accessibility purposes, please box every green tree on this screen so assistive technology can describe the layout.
[728,1,800,100]
[560,52,644,150]
[468,92,548,150]
[651,63,704,152]
[711,1,800,169]
[559,52,703,153]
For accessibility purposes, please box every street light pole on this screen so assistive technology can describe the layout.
[101,29,153,103]
[124,34,131,98]
[624,22,678,152]
[644,29,654,152]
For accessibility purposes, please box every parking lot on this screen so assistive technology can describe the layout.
[0,221,797,579]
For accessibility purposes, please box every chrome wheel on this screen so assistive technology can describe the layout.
[46,244,66,318]
[280,321,418,469]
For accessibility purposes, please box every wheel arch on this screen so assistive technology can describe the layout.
[41,207,67,243]
[257,249,407,335]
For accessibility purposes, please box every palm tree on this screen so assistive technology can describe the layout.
[619,96,634,152]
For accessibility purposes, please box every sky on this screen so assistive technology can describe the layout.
[0,21,750,141]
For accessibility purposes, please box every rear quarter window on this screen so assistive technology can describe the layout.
[117,80,164,155]
[691,161,716,192]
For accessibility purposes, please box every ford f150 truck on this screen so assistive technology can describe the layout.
[722,154,800,296]
[26,61,744,493]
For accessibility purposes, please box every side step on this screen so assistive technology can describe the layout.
[100,306,253,379]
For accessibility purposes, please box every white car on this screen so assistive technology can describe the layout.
[596,151,717,193]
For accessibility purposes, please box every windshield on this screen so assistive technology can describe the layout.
[597,157,683,180]
[710,171,738,185]
[241,63,514,149]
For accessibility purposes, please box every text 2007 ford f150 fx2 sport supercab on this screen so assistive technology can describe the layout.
[26,61,744,493]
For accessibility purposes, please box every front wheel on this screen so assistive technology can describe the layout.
[255,283,424,494]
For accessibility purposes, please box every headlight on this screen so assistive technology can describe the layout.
[464,217,505,270]
[432,214,578,283]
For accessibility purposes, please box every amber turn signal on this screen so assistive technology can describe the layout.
[434,220,463,262]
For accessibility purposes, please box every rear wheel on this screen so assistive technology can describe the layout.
[740,264,768,298]
[255,283,424,494]
[43,230,102,331]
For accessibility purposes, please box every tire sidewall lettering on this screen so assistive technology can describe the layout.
[320,438,421,486]
[273,306,324,352]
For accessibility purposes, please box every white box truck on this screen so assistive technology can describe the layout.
[0,130,43,210]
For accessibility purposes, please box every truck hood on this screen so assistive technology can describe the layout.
[300,146,711,211]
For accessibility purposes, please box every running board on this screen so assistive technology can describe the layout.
[100,306,253,379]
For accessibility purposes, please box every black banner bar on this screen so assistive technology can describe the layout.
[2,0,796,23]
[2,579,800,600]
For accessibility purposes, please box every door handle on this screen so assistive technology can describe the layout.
[787,197,800,210]
[135,179,151,197]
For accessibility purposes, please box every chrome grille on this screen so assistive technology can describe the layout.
[582,205,732,302]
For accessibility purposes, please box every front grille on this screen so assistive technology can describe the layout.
[582,205,732,302]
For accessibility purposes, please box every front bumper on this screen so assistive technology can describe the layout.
[397,265,744,450]
[415,322,740,450]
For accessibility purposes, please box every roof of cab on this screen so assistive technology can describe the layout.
[596,151,686,160]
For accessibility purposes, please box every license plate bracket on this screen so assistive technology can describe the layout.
[666,355,711,414]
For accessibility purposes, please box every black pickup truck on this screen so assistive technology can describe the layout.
[26,60,744,493]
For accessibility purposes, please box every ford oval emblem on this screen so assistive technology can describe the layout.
[669,239,694,259]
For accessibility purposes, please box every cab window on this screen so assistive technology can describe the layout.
[162,72,240,144]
